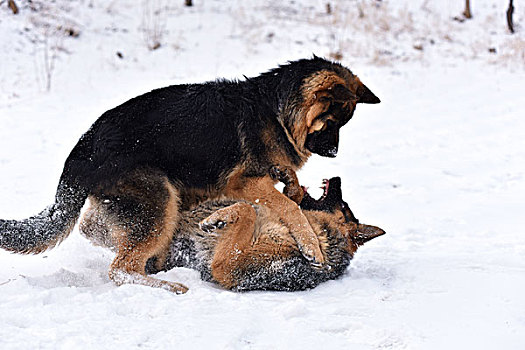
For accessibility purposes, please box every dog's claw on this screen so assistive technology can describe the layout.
[167,282,189,294]
[297,246,325,269]
[269,166,283,181]
[309,257,324,269]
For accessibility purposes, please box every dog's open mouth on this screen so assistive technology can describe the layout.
[300,178,331,199]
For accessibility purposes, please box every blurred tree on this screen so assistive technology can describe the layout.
[8,0,18,14]
[463,0,472,19]
[507,0,515,33]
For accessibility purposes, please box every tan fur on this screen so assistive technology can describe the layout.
[108,233,187,294]
[8,62,379,293]
[204,202,258,288]
[81,170,385,291]
[77,67,373,292]
[152,180,180,271]
[305,211,356,256]
[205,203,298,289]
[308,115,337,134]
[285,70,343,151]
[299,71,348,141]
[200,166,384,289]
[225,174,324,265]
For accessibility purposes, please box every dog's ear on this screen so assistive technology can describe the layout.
[353,224,385,245]
[305,91,332,129]
[356,79,380,104]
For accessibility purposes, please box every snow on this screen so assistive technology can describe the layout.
[1,0,524,348]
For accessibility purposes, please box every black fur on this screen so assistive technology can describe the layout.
[0,182,87,253]
[305,120,340,157]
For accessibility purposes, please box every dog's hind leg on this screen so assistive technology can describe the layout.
[109,237,188,294]
[99,171,188,294]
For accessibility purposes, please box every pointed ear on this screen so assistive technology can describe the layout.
[356,80,381,104]
[354,224,385,245]
[326,177,342,198]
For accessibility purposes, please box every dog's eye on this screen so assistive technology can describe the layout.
[331,84,355,102]
[318,96,332,104]
[318,112,333,122]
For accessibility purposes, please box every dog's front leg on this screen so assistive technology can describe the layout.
[226,175,324,266]
[269,165,304,205]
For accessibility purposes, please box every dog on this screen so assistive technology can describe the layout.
[80,166,385,291]
[0,57,380,293]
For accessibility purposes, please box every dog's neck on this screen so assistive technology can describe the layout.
[249,74,286,113]
[249,72,311,164]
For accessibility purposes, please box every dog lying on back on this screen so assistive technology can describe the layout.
[81,166,385,291]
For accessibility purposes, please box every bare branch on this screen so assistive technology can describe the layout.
[507,0,515,34]
[463,0,472,19]
[8,0,19,14]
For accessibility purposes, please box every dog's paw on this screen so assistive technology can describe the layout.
[160,281,189,295]
[199,218,227,233]
[269,165,296,184]
[298,247,324,269]
[269,165,285,182]
[292,232,326,269]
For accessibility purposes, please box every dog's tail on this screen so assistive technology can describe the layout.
[0,178,88,254]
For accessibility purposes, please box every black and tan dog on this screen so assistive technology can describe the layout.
[0,57,380,293]
[81,166,385,291]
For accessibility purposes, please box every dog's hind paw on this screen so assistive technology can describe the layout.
[160,281,189,294]
[199,202,249,233]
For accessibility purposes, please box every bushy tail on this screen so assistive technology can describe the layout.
[0,180,88,254]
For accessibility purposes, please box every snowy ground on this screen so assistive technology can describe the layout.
[1,0,524,349]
